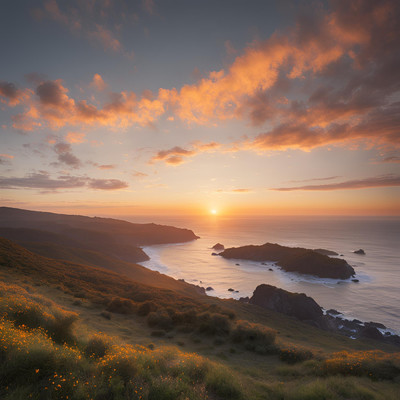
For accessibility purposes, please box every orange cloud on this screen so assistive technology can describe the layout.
[97,164,116,170]
[65,132,86,144]
[150,141,221,166]
[216,188,252,193]
[0,81,31,107]
[90,74,107,91]
[5,0,400,154]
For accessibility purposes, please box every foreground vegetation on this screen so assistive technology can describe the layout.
[0,238,399,399]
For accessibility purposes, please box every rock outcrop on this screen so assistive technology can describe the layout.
[354,249,366,255]
[248,283,399,346]
[212,243,225,250]
[249,284,324,323]
[220,242,355,279]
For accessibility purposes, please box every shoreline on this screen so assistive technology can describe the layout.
[140,242,400,336]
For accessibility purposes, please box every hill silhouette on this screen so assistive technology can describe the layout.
[0,207,199,263]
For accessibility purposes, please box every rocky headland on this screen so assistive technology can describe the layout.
[220,242,355,279]
[244,284,400,346]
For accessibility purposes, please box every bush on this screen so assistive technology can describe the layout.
[106,297,136,314]
[279,347,314,364]
[231,320,276,354]
[322,350,400,380]
[137,300,158,316]
[147,311,174,331]
[84,335,110,359]
[197,312,231,336]
[205,364,243,399]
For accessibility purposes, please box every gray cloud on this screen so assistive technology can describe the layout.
[286,176,341,183]
[271,174,400,191]
[88,179,128,190]
[54,142,81,168]
[0,172,128,191]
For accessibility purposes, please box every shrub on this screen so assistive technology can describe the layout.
[147,311,174,331]
[279,347,314,364]
[84,335,110,359]
[106,297,136,314]
[137,300,158,316]
[197,312,231,336]
[205,364,243,399]
[231,320,276,354]
[322,350,400,380]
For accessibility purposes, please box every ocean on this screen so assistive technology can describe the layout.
[122,215,400,333]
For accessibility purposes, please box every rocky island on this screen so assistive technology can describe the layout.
[220,242,355,279]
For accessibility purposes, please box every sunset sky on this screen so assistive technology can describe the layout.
[1,0,399,216]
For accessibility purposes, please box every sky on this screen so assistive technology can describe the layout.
[0,0,399,217]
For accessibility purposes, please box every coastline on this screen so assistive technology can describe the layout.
[140,241,400,335]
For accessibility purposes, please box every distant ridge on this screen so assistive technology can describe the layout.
[0,207,199,263]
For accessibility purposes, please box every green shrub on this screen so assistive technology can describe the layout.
[205,364,243,399]
[197,312,231,336]
[231,320,276,354]
[84,335,110,359]
[279,347,314,364]
[322,350,400,380]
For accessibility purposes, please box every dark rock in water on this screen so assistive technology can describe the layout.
[234,290,239,293]
[239,297,249,303]
[352,279,359,283]
[261,262,266,265]
[359,326,384,340]
[211,252,219,256]
[235,263,240,266]
[212,243,225,250]
[354,249,365,255]
[206,287,214,291]
[269,268,273,271]
[365,321,386,330]
[326,309,341,315]
[249,284,324,323]
[340,254,344,256]
[228,288,234,292]
[314,248,339,256]
[220,242,355,279]
[178,278,185,282]
[352,319,362,324]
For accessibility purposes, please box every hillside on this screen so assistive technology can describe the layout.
[0,207,199,263]
[0,236,399,399]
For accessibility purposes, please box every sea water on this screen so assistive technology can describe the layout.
[122,215,400,332]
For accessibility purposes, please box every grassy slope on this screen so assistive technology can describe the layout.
[0,237,399,399]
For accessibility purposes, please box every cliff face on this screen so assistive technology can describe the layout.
[220,242,355,279]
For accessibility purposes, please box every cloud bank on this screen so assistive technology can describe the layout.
[271,174,400,191]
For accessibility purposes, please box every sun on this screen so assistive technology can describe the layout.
[210,209,218,215]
